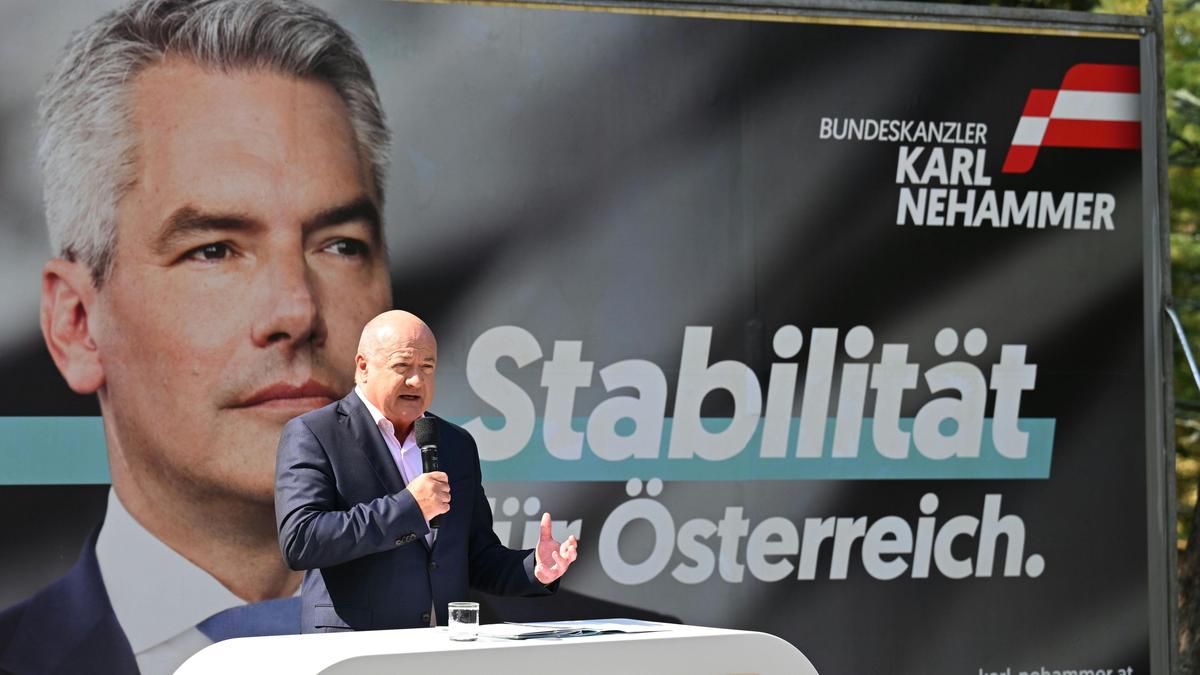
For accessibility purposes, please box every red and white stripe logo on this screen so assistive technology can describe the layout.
[1001,63,1141,174]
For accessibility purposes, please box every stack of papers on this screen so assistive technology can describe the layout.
[477,619,669,640]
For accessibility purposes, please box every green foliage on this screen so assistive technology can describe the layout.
[1161,0,1200,547]
[1167,1,1200,168]
[955,0,1108,8]
[1092,0,1145,14]
[1093,0,1200,550]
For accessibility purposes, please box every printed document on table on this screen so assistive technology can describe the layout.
[477,619,670,640]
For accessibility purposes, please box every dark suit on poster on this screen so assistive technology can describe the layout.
[275,392,551,633]
[0,530,138,675]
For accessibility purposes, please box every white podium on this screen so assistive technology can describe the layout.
[174,620,818,675]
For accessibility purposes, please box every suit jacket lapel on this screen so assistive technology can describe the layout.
[0,528,139,675]
[338,391,406,496]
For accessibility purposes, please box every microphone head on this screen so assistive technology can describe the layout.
[414,416,438,449]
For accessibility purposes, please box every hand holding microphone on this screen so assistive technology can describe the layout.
[407,471,449,524]
[414,418,446,528]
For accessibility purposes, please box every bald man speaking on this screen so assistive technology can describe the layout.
[275,311,577,633]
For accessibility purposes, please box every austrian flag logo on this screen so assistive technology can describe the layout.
[1001,63,1141,174]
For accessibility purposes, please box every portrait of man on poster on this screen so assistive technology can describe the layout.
[0,1,396,672]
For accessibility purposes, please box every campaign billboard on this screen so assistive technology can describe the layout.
[0,1,1170,673]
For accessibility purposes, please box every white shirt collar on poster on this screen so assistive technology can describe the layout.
[96,488,248,675]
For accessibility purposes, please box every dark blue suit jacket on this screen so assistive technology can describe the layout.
[275,392,550,633]
[0,530,138,675]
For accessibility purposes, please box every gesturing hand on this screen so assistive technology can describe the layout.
[407,471,450,522]
[533,512,578,585]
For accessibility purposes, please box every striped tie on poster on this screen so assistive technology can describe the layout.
[1001,63,1141,174]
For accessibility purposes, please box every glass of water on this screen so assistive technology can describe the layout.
[447,601,480,641]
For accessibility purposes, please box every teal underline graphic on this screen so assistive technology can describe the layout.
[470,416,1055,481]
[0,416,1054,485]
[0,417,110,484]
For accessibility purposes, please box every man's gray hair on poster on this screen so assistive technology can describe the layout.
[37,0,392,285]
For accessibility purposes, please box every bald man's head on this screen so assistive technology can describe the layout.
[357,310,436,368]
[355,310,438,437]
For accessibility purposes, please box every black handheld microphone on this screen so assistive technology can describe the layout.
[414,417,442,530]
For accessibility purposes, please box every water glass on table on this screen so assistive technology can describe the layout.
[447,601,479,641]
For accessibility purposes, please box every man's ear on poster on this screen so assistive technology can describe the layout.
[41,256,105,395]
